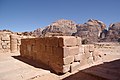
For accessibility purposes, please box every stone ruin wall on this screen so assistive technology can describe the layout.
[0,32,34,53]
[1,32,119,74]
[94,42,120,55]
[20,36,103,74]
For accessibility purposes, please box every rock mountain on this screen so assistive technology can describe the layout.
[1,19,120,43]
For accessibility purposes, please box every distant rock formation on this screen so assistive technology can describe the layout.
[74,19,106,44]
[0,29,13,33]
[105,22,120,42]
[32,28,43,37]
[2,19,120,43]
[42,19,77,37]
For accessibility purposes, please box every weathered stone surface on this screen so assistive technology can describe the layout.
[52,47,66,58]
[45,37,59,47]
[93,50,102,62]
[84,45,90,54]
[52,46,79,58]
[68,46,79,56]
[10,34,18,53]
[63,56,74,65]
[74,54,82,62]
[1,42,7,46]
[76,37,82,46]
[105,22,120,42]
[58,36,78,47]
[89,44,95,52]
[42,19,77,36]
[79,45,84,54]
[70,62,80,73]
[32,28,43,37]
[63,64,70,73]
[1,35,10,41]
[79,54,88,66]
[74,19,106,44]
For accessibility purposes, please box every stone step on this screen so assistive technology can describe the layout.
[83,66,120,80]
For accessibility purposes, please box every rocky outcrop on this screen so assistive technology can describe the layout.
[42,19,77,37]
[74,19,106,44]
[32,28,43,37]
[106,22,120,42]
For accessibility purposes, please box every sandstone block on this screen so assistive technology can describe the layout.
[3,49,10,53]
[0,44,2,49]
[50,47,63,65]
[63,56,74,65]
[10,34,19,53]
[85,52,91,59]
[74,54,82,62]
[52,47,68,58]
[70,62,80,73]
[87,56,94,65]
[58,36,78,47]
[1,42,7,46]
[26,44,33,59]
[69,46,79,56]
[93,50,102,62]
[79,54,88,66]
[1,35,10,41]
[2,45,7,49]
[20,43,27,57]
[89,44,94,52]
[76,37,82,46]
[41,52,49,65]
[45,37,59,47]
[46,46,52,55]
[49,62,63,74]
[35,38,45,46]
[63,64,70,73]
[84,45,90,54]
[29,39,36,46]
[31,45,37,53]
[35,51,43,62]
[79,45,84,54]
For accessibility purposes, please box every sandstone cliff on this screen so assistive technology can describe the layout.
[74,19,106,44]
[106,22,120,42]
[42,19,77,37]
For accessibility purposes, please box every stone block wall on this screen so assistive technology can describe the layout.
[0,32,11,53]
[0,32,35,53]
[20,36,102,74]
[94,42,120,55]
[20,36,80,73]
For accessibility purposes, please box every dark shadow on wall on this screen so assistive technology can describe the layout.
[63,59,120,80]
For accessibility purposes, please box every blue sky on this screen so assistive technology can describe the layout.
[0,0,120,32]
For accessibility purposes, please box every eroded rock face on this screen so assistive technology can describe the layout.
[106,22,120,42]
[42,19,77,37]
[74,19,106,44]
[32,28,43,37]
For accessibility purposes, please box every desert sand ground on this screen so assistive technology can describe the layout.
[1,52,120,80]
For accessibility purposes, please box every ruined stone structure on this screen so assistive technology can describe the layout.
[94,42,120,56]
[0,32,11,53]
[0,31,34,53]
[20,36,102,74]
